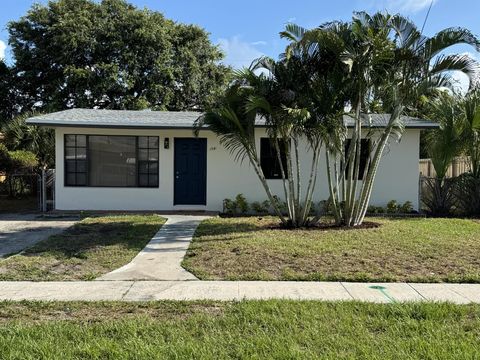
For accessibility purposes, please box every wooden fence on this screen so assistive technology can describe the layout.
[419,157,470,178]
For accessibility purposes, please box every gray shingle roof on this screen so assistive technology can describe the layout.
[26,108,438,129]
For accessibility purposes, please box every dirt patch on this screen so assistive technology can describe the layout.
[267,221,381,231]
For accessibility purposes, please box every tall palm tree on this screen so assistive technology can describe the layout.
[423,93,464,215]
[462,89,480,178]
[284,11,480,226]
[197,53,340,227]
[194,79,290,225]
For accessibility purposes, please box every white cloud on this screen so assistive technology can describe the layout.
[251,41,267,46]
[218,36,264,69]
[0,40,6,60]
[447,52,479,94]
[369,0,437,13]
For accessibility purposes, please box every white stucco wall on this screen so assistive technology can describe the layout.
[54,127,420,211]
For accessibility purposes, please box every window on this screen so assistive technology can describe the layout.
[344,139,371,180]
[64,135,159,187]
[65,135,87,186]
[138,136,159,187]
[260,138,288,179]
[89,136,137,187]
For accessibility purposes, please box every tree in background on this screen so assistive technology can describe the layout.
[7,0,231,113]
[0,60,17,128]
[1,0,231,171]
[2,114,55,168]
[0,144,38,198]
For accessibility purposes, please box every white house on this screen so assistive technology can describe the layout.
[26,109,438,212]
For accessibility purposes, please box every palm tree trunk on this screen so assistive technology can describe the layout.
[326,149,341,224]
[293,137,303,225]
[274,139,292,219]
[284,139,297,226]
[356,106,404,224]
[248,151,288,225]
[300,140,321,224]
[349,102,362,226]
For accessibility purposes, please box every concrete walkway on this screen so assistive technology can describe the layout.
[0,214,77,257]
[0,281,479,303]
[98,215,210,281]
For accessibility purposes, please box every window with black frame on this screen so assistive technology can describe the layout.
[260,138,288,179]
[65,135,87,186]
[344,138,371,180]
[64,135,159,187]
[138,136,159,187]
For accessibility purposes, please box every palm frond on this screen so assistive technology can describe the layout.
[425,27,480,59]
[280,23,307,43]
[430,54,480,90]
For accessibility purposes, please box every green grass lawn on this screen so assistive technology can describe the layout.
[0,214,165,281]
[0,300,478,359]
[182,216,480,282]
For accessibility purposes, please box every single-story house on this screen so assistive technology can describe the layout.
[26,109,438,212]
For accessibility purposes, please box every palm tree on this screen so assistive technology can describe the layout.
[196,53,339,227]
[2,113,55,168]
[423,94,464,215]
[194,80,290,225]
[462,89,480,178]
[284,11,480,226]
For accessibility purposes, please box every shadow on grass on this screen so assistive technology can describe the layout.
[194,215,394,239]
[21,220,160,259]
[194,218,273,238]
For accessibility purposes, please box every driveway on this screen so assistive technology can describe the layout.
[0,214,78,257]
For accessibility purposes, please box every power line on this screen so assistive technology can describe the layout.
[421,0,434,34]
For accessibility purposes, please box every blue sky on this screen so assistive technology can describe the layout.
[1,0,480,83]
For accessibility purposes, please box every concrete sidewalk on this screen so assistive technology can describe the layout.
[1,281,479,303]
[98,215,210,281]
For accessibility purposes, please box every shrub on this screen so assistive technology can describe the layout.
[272,195,288,215]
[454,173,480,216]
[0,144,9,172]
[0,144,38,173]
[0,145,38,198]
[223,198,237,214]
[251,200,270,214]
[235,194,249,214]
[400,201,413,213]
[223,194,250,215]
[386,200,398,213]
[9,150,38,171]
[421,177,457,216]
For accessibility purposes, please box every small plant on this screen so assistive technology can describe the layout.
[386,200,398,213]
[272,195,288,215]
[223,194,251,215]
[235,194,249,214]
[223,198,237,214]
[400,201,413,213]
[251,200,270,214]
[375,206,385,214]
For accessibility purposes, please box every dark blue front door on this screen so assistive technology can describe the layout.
[174,138,207,205]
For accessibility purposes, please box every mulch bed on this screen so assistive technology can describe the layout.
[263,220,382,231]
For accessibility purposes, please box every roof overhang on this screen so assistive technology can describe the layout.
[25,109,439,130]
